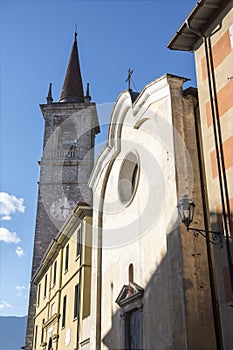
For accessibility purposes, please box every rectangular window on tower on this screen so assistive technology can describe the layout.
[64,244,69,272]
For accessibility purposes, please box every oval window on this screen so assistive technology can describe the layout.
[118,152,140,205]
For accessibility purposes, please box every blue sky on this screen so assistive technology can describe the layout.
[0,0,197,317]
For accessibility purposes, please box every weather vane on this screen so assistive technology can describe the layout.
[125,68,134,91]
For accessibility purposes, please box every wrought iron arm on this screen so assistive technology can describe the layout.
[187,227,223,248]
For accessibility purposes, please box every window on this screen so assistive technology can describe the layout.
[53,261,57,285]
[64,244,69,272]
[41,319,45,344]
[50,302,55,317]
[76,229,81,257]
[44,274,47,298]
[129,264,134,283]
[74,284,79,319]
[34,325,38,349]
[48,337,52,350]
[118,152,140,205]
[62,295,67,328]
[37,284,41,306]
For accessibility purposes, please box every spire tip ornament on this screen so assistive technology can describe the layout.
[84,82,91,103]
[46,82,53,104]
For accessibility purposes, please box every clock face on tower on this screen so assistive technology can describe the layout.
[49,197,75,221]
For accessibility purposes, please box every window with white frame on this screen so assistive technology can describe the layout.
[50,302,55,317]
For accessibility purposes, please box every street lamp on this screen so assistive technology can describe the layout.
[177,195,222,248]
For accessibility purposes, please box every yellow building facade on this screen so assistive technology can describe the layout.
[32,205,92,350]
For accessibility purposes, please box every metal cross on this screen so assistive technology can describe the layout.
[125,69,134,91]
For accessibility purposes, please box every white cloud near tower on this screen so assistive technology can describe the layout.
[0,192,25,245]
[0,192,25,221]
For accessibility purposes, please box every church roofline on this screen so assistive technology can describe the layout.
[89,73,189,191]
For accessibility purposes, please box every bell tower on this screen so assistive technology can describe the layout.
[25,33,99,349]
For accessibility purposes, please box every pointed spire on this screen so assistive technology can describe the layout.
[84,82,91,103]
[60,32,84,103]
[46,83,53,104]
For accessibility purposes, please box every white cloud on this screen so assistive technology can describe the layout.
[16,285,27,296]
[0,300,13,310]
[15,246,24,257]
[1,215,11,221]
[0,227,20,243]
[0,192,25,221]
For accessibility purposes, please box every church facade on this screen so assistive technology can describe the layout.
[89,74,216,349]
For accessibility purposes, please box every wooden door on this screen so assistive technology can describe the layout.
[126,309,143,349]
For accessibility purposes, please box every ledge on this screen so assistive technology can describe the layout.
[43,313,60,328]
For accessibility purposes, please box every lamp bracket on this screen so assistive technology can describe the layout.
[187,227,222,248]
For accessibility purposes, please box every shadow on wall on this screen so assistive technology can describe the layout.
[102,206,233,350]
[102,221,218,350]
[214,210,233,301]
